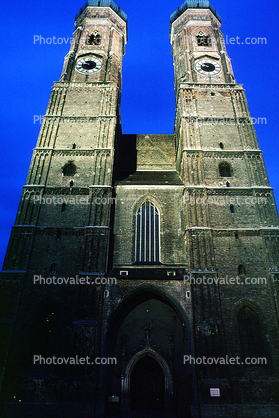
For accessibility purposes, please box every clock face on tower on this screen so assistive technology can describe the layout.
[195,59,221,76]
[76,57,102,74]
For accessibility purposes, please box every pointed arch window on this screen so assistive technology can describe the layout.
[135,200,160,264]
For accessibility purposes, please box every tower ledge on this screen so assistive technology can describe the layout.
[75,0,127,23]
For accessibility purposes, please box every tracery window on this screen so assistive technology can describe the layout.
[135,200,160,263]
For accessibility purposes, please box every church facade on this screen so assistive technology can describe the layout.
[1,1,279,417]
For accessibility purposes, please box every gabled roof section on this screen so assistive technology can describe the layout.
[170,0,221,24]
[75,0,127,23]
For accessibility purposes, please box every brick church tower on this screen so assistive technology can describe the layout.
[1,1,279,417]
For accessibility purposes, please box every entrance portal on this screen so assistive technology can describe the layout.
[130,356,165,410]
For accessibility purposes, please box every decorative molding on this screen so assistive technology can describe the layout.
[52,149,113,157]
[35,227,85,236]
[43,187,90,195]
[43,115,116,122]
[53,82,119,90]
[179,83,244,91]
[203,151,244,159]
[34,149,51,157]
[181,150,260,159]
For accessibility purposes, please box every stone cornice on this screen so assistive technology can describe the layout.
[182,149,246,159]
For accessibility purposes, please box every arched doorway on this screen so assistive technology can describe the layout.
[105,285,193,415]
[130,356,164,410]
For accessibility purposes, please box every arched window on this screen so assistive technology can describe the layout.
[70,180,74,187]
[219,142,224,149]
[135,200,160,263]
[61,203,66,213]
[238,307,264,360]
[63,162,76,177]
[230,204,235,213]
[219,162,232,177]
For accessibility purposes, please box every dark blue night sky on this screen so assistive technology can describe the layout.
[1,0,278,267]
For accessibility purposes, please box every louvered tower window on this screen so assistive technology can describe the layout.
[135,200,160,263]
[197,32,211,46]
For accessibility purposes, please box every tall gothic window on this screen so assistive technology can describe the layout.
[238,307,264,361]
[135,200,160,263]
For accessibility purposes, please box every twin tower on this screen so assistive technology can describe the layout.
[1,1,279,417]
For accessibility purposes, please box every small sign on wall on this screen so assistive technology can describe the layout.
[210,388,220,397]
